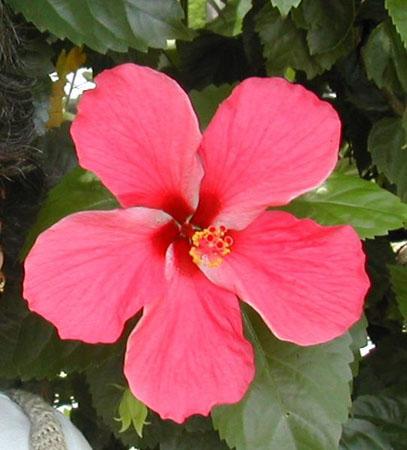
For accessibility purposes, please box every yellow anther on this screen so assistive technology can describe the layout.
[189,225,233,268]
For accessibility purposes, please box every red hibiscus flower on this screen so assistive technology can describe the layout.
[23,64,369,423]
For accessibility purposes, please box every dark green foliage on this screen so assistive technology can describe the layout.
[22,166,118,257]
[177,31,251,89]
[368,116,407,201]
[389,264,407,319]
[190,84,234,128]
[342,333,407,449]
[385,0,407,48]
[255,1,357,79]
[5,0,192,53]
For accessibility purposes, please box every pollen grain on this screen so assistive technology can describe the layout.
[189,225,233,268]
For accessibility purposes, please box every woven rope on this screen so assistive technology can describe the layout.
[7,390,68,450]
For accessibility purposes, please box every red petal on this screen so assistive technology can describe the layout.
[193,78,341,229]
[124,240,254,423]
[200,212,369,345]
[71,64,203,223]
[24,208,178,343]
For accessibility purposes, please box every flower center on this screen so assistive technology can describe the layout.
[189,225,233,268]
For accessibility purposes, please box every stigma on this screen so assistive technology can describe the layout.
[189,225,233,268]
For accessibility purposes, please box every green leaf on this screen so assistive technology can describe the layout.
[294,0,355,55]
[38,123,78,186]
[160,425,229,450]
[160,417,228,450]
[389,265,407,320]
[363,238,396,321]
[385,0,407,48]
[0,286,113,380]
[281,172,407,239]
[333,55,389,116]
[349,316,368,377]
[22,167,118,257]
[12,313,54,369]
[256,4,320,78]
[206,0,251,37]
[5,0,192,53]
[356,334,407,397]
[368,117,407,202]
[362,19,407,95]
[255,3,354,79]
[116,389,148,437]
[342,394,407,450]
[212,308,353,450]
[188,0,207,29]
[177,32,249,89]
[190,84,234,129]
[340,418,393,449]
[0,288,31,379]
[270,0,302,16]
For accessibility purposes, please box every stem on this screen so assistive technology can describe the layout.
[65,69,78,110]
[62,111,76,122]
[207,0,223,17]
[163,50,177,69]
[180,0,188,26]
[383,88,405,116]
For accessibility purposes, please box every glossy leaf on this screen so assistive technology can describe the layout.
[389,265,407,320]
[160,426,229,450]
[341,394,407,450]
[270,0,302,16]
[349,317,368,377]
[281,172,407,239]
[212,308,353,450]
[0,286,112,380]
[190,84,234,129]
[256,4,318,78]
[294,0,355,55]
[5,0,192,53]
[255,3,354,79]
[177,32,249,89]
[362,20,407,95]
[206,0,251,37]
[385,0,407,48]
[368,117,407,202]
[0,289,32,379]
[22,167,118,256]
[340,418,393,449]
[39,123,78,187]
[364,237,395,306]
[356,334,407,397]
